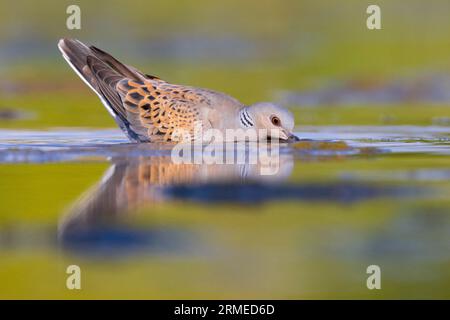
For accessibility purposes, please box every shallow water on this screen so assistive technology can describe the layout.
[0,125,449,298]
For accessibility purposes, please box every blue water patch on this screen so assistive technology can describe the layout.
[163,182,423,205]
[59,225,194,258]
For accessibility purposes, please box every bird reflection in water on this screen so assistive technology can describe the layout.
[58,147,294,252]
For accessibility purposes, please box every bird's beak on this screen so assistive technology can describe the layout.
[286,133,300,142]
[279,129,300,143]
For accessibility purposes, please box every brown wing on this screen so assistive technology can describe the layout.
[59,38,220,142]
[116,79,212,142]
[59,38,169,142]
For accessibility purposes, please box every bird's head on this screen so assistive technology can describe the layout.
[244,102,299,142]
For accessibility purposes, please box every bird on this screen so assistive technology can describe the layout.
[58,38,299,143]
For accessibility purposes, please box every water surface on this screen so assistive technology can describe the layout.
[0,125,449,299]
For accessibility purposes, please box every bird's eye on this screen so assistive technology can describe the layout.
[271,116,281,126]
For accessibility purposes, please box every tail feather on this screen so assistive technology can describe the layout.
[88,46,146,81]
[57,38,150,142]
[58,39,101,99]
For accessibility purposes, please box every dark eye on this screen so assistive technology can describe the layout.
[271,116,281,126]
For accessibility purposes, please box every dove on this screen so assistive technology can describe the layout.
[58,38,299,143]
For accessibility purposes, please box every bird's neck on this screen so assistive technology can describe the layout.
[238,107,254,128]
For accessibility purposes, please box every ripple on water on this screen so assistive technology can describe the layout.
[0,126,448,163]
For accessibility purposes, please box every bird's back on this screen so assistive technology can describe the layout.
[58,38,243,142]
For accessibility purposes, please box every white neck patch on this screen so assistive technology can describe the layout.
[239,108,254,128]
